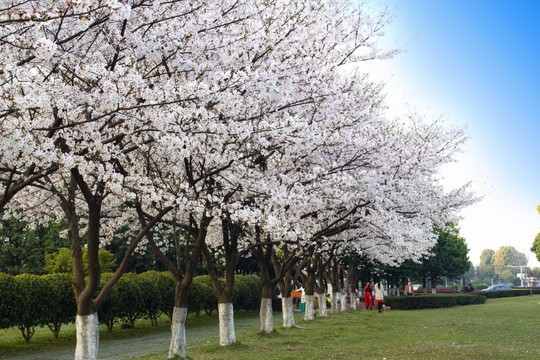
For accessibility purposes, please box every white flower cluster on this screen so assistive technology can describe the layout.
[0,0,476,278]
[34,38,57,61]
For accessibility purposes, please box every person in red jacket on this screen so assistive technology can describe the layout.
[363,282,375,311]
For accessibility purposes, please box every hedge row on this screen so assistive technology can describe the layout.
[0,272,263,342]
[384,294,486,310]
[473,289,540,299]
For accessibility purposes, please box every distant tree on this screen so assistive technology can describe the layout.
[531,233,540,262]
[477,248,496,283]
[480,249,495,266]
[45,248,116,275]
[500,269,516,285]
[493,246,528,272]
[421,224,471,293]
[462,263,477,284]
[0,217,68,275]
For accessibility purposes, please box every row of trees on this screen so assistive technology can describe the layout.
[0,1,475,359]
[476,246,529,286]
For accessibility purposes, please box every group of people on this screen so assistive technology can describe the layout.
[362,281,385,312]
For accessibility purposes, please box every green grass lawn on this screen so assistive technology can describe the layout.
[142,295,540,360]
[0,310,241,358]
[1,296,539,359]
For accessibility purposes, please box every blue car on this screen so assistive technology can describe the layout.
[481,284,512,291]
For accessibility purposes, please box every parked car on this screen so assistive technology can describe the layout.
[481,284,512,291]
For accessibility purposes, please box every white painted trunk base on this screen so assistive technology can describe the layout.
[260,298,274,333]
[317,293,328,317]
[168,307,188,359]
[75,313,99,360]
[281,297,296,328]
[304,296,315,321]
[218,303,236,345]
[331,292,339,314]
[340,293,347,312]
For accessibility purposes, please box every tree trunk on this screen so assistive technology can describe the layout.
[277,270,296,328]
[168,307,188,359]
[218,303,236,345]
[340,292,348,312]
[303,265,316,321]
[304,295,315,321]
[260,298,274,333]
[317,292,328,317]
[331,292,339,314]
[255,242,276,334]
[202,219,238,346]
[281,297,296,327]
[75,313,99,360]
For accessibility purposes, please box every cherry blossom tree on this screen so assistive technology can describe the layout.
[1,1,476,359]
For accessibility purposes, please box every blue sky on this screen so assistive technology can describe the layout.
[365,0,540,266]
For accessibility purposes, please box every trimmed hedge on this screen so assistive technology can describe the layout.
[0,272,264,341]
[475,289,540,299]
[384,294,486,310]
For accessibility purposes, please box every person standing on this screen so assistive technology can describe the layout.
[405,281,414,296]
[363,282,374,311]
[374,281,385,313]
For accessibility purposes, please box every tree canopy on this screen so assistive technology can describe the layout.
[493,246,527,270]
[421,224,471,287]
[531,233,540,262]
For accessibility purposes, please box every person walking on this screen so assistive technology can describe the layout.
[363,282,374,311]
[374,281,385,313]
[405,281,414,296]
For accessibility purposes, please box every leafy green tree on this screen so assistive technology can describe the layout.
[0,218,68,274]
[477,249,496,283]
[493,246,528,272]
[45,247,116,275]
[480,249,495,266]
[500,269,516,285]
[462,263,477,284]
[421,223,471,292]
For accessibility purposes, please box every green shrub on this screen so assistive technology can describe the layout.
[192,276,218,316]
[384,294,486,310]
[232,277,251,310]
[241,275,263,308]
[98,272,122,331]
[138,271,162,326]
[14,274,49,343]
[234,275,262,310]
[116,273,144,328]
[0,273,17,329]
[42,273,76,338]
[187,279,210,316]
[157,272,175,320]
[479,289,540,299]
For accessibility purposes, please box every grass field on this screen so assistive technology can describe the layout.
[143,295,540,360]
[1,295,539,359]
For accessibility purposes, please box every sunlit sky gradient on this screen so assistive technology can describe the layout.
[364,0,540,266]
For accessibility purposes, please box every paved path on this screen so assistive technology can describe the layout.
[4,314,268,360]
